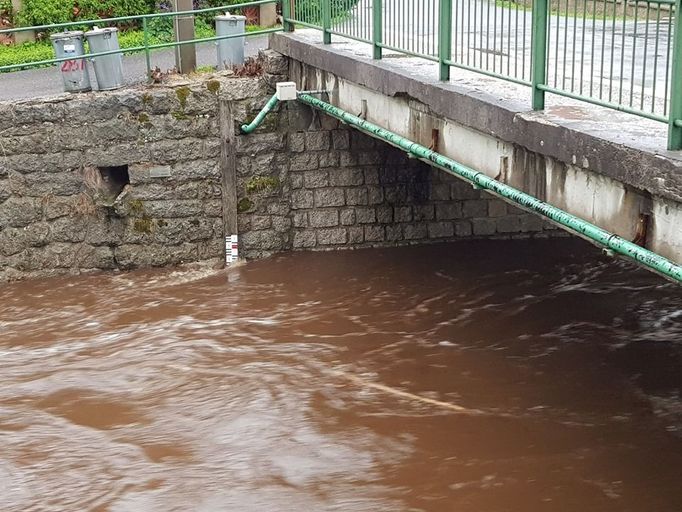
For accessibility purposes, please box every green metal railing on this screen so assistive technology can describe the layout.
[285,0,682,150]
[0,0,282,78]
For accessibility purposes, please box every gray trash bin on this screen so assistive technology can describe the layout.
[215,13,246,69]
[49,31,91,93]
[85,27,124,90]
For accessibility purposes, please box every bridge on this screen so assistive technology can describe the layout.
[257,0,682,282]
[0,0,681,283]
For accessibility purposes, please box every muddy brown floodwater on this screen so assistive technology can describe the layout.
[1,239,681,512]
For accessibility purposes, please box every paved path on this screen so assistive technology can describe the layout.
[0,35,268,102]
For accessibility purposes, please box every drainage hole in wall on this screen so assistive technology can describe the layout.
[98,165,130,198]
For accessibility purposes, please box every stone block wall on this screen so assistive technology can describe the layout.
[237,99,559,258]
[0,69,281,282]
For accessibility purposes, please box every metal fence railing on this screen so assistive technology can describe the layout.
[332,0,375,44]
[292,0,323,29]
[0,1,282,78]
[544,0,676,122]
[283,0,682,150]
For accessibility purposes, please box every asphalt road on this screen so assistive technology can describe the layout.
[0,35,269,102]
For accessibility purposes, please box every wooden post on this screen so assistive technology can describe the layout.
[10,0,35,43]
[219,99,238,264]
[172,0,196,74]
[259,3,278,27]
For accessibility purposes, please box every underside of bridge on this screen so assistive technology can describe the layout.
[268,31,682,280]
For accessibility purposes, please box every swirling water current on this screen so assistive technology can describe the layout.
[1,239,681,511]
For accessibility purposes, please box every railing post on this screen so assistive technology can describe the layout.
[282,0,294,32]
[142,17,152,80]
[373,0,383,59]
[531,0,549,110]
[668,0,682,150]
[10,0,35,43]
[259,3,278,27]
[322,0,332,44]
[438,0,452,81]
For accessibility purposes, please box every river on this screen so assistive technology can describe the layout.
[1,239,681,511]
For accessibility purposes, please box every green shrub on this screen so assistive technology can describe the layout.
[146,15,174,40]
[145,16,213,42]
[17,0,74,27]
[75,0,155,22]
[117,29,149,48]
[17,0,156,28]
[294,0,360,24]
[0,0,13,17]
[0,41,54,68]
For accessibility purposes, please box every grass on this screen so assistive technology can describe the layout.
[0,23,267,71]
[494,0,532,12]
[494,0,656,21]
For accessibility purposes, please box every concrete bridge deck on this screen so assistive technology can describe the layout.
[271,30,682,265]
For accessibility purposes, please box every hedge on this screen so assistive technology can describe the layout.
[17,0,157,27]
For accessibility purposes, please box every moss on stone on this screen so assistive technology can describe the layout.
[206,80,221,94]
[237,197,254,213]
[141,93,153,105]
[175,86,191,109]
[133,217,153,233]
[171,111,190,121]
[245,176,280,194]
[250,112,279,133]
[128,199,145,215]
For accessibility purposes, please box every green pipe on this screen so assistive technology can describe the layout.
[240,94,280,134]
[242,92,682,283]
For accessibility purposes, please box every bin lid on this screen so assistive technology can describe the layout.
[215,12,247,21]
[49,30,84,40]
[84,26,119,37]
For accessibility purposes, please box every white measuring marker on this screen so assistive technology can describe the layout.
[226,235,239,265]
